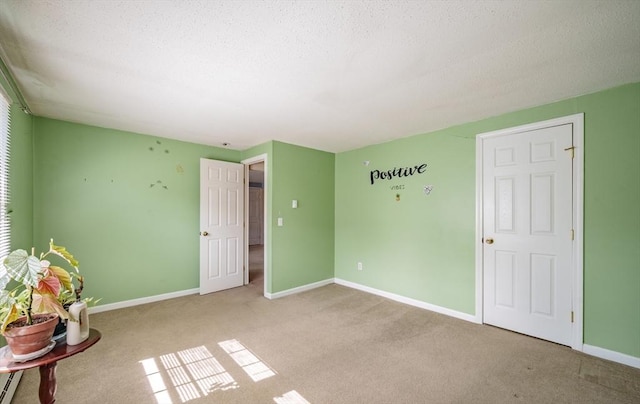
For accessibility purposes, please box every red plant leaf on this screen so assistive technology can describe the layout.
[37,271,61,297]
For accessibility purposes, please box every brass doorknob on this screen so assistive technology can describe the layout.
[201,231,209,236]
[485,238,494,245]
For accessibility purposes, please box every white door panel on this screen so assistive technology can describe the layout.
[200,159,245,294]
[483,124,573,345]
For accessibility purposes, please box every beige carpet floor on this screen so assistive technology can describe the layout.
[10,272,640,403]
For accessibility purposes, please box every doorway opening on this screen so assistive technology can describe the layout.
[243,154,268,298]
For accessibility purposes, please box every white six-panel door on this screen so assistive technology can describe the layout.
[482,123,574,346]
[200,158,245,295]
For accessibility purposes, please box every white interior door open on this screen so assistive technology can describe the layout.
[481,121,578,346]
[200,158,245,295]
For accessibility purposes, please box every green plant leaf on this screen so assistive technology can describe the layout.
[0,289,14,307]
[0,290,18,334]
[0,304,18,332]
[3,249,41,287]
[0,263,9,290]
[49,240,79,271]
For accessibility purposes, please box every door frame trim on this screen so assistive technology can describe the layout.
[474,113,584,350]
[242,153,268,298]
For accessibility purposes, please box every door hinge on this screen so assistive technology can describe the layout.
[571,311,574,323]
[570,229,574,240]
[564,146,575,159]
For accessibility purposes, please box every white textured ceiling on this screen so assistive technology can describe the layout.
[0,0,639,153]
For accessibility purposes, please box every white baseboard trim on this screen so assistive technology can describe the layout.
[583,344,640,369]
[334,278,479,324]
[265,278,334,300]
[89,288,200,314]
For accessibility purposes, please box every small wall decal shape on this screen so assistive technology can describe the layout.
[150,179,168,190]
[147,140,173,190]
[424,185,434,195]
[149,140,170,154]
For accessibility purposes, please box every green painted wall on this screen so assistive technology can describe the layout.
[335,133,475,312]
[335,82,640,358]
[270,141,335,292]
[31,122,336,302]
[579,84,639,357]
[32,117,240,304]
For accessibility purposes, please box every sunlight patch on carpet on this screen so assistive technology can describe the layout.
[219,339,277,382]
[140,341,300,403]
[140,345,238,403]
[274,390,311,403]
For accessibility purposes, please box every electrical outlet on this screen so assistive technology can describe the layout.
[357,262,363,271]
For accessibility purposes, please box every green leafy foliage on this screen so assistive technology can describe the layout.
[0,239,95,334]
[4,250,41,288]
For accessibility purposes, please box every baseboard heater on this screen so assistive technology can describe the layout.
[0,371,22,404]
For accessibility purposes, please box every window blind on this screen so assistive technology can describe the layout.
[0,90,10,257]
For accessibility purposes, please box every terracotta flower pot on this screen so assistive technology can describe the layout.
[3,313,59,355]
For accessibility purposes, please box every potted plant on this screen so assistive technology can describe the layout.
[0,239,80,356]
[53,273,99,339]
